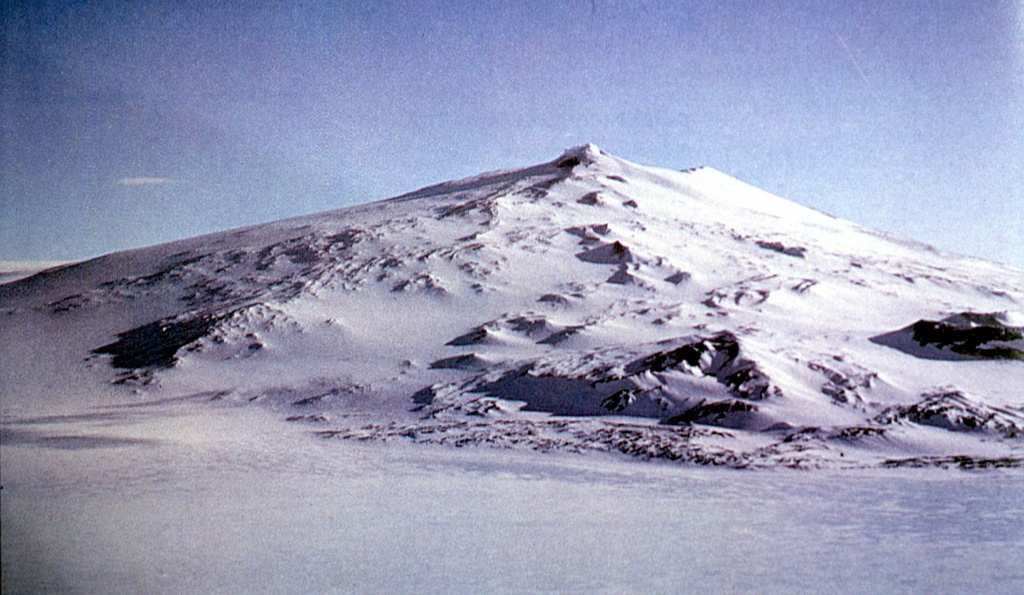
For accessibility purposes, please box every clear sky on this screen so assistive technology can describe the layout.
[2,1,1022,268]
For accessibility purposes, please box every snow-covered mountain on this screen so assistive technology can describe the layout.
[3,144,1022,468]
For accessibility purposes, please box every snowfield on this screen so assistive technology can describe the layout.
[2,144,1023,469]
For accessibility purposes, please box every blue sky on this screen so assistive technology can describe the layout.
[2,1,1022,267]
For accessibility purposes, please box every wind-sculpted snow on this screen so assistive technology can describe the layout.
[2,143,1023,469]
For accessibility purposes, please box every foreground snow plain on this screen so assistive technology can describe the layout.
[4,399,1023,594]
[2,145,1023,592]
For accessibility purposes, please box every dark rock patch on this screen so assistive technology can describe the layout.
[506,316,555,338]
[883,456,1023,469]
[602,388,641,413]
[756,240,806,258]
[283,243,320,264]
[473,370,642,417]
[392,274,446,295]
[447,327,491,346]
[622,332,776,401]
[607,266,636,285]
[285,414,329,423]
[93,311,227,370]
[565,223,611,245]
[870,312,1024,361]
[538,293,571,307]
[808,361,876,405]
[325,229,366,250]
[875,391,1024,438]
[429,354,489,370]
[667,399,758,428]
[576,241,633,265]
[412,386,438,405]
[537,325,585,345]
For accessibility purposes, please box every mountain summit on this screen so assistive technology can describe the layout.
[3,146,1022,468]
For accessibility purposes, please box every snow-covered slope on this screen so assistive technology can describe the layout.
[0,261,75,286]
[2,145,1022,468]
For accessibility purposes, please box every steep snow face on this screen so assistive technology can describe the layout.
[2,145,1022,468]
